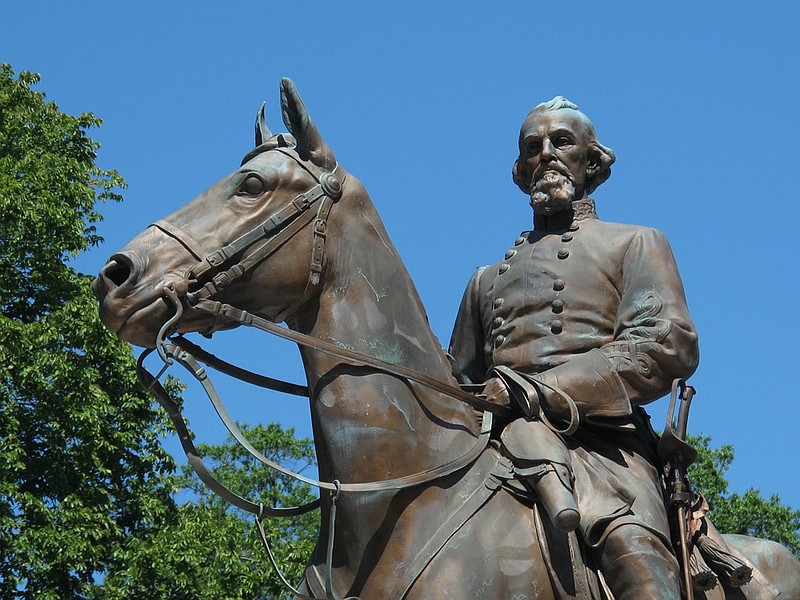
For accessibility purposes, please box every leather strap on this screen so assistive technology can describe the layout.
[189,203,321,302]
[396,452,505,598]
[189,177,333,283]
[136,349,320,517]
[151,146,346,309]
[491,365,579,435]
[151,219,205,260]
[171,335,308,396]
[142,336,494,495]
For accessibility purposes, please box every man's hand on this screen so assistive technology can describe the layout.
[482,376,511,408]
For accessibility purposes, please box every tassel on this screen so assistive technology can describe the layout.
[695,532,752,587]
[690,551,717,592]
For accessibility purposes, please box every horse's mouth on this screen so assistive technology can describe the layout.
[95,282,226,348]
[96,287,174,348]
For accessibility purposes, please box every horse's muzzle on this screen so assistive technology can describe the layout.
[93,250,152,337]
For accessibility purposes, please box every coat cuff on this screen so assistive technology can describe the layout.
[535,349,632,420]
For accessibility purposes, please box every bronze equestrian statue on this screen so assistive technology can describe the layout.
[93,80,800,598]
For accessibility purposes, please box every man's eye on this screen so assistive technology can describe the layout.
[526,142,541,155]
[554,136,573,147]
[239,174,266,196]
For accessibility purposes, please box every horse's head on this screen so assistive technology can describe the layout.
[93,79,343,348]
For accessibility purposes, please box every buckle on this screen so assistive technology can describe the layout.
[292,193,310,211]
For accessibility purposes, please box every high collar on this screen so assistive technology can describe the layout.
[533,197,598,231]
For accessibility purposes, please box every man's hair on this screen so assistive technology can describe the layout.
[532,96,581,113]
[512,97,616,196]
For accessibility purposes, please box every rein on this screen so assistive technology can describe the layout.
[143,330,495,497]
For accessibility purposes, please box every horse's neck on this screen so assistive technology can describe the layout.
[298,184,479,483]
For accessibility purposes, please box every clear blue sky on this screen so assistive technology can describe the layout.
[3,3,799,509]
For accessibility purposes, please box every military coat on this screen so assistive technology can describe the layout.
[449,198,699,545]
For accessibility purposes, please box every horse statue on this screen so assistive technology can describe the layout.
[93,79,800,599]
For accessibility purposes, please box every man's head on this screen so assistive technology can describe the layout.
[512,97,615,215]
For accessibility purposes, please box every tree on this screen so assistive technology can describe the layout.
[0,63,181,598]
[100,423,319,600]
[688,434,800,555]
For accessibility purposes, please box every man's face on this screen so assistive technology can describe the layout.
[519,109,591,215]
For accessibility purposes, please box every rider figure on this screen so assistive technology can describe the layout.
[449,97,699,599]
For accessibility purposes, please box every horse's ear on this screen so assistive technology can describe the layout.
[254,101,272,147]
[280,78,336,169]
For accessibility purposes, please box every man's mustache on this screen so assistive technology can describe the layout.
[533,161,572,182]
[529,163,573,195]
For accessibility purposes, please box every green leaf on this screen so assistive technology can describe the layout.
[688,434,800,555]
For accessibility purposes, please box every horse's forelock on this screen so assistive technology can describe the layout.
[240,134,297,165]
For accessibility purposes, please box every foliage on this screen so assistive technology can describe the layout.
[0,64,178,598]
[179,422,319,584]
[99,423,319,600]
[0,66,123,322]
[688,434,800,555]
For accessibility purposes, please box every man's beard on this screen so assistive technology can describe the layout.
[529,170,576,216]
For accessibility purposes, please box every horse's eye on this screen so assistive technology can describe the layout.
[239,174,266,196]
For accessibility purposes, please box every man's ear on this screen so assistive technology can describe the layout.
[584,142,615,194]
[585,143,602,179]
[586,158,599,179]
[512,158,529,194]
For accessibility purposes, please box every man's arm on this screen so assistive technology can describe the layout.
[449,266,490,385]
[536,228,699,422]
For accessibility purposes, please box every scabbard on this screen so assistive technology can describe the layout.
[676,504,694,600]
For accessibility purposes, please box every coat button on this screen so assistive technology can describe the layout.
[551,299,564,313]
[493,317,504,328]
[550,320,563,334]
[561,232,573,242]
[553,279,565,291]
[499,264,510,274]
[569,224,580,232]
[558,249,570,259]
[514,236,526,246]
[505,249,517,259]
[493,298,504,309]
[494,335,506,347]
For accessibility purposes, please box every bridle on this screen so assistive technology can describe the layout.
[151,143,344,326]
[136,144,507,600]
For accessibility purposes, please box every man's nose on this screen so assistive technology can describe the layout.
[541,138,555,158]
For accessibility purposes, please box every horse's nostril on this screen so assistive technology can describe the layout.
[105,261,129,286]
[101,254,135,288]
